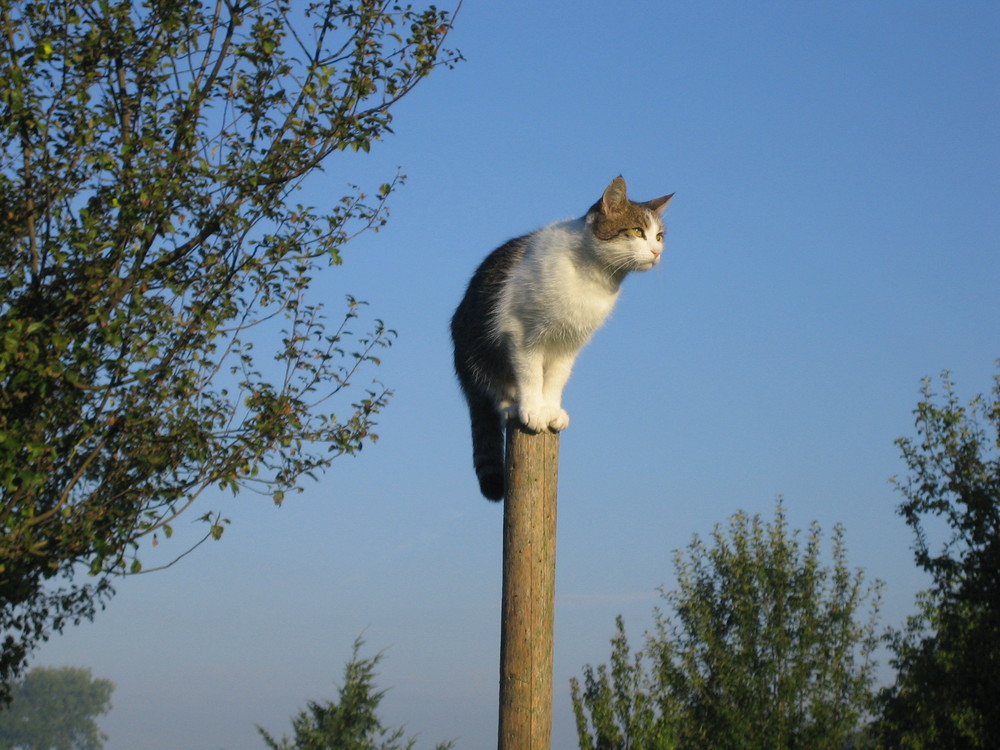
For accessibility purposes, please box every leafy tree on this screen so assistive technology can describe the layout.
[257,638,454,750]
[0,666,114,750]
[874,370,1000,749]
[571,616,676,750]
[0,0,460,700]
[572,503,882,750]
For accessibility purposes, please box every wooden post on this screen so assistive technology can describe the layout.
[498,422,559,750]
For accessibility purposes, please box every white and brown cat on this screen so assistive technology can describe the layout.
[451,176,673,500]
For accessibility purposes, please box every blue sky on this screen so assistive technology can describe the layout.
[36,2,999,749]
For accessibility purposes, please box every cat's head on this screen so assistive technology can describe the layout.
[585,176,673,274]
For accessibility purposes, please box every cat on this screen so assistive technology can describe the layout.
[450,176,673,500]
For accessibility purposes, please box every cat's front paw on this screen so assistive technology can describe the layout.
[547,408,570,432]
[517,406,548,433]
[518,405,570,433]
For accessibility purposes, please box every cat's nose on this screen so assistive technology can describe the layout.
[650,246,662,257]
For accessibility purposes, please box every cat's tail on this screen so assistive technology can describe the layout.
[468,393,505,501]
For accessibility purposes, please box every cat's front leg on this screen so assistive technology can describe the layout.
[540,352,574,431]
[510,348,563,433]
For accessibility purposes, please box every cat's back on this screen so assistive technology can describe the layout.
[451,232,531,339]
[470,233,532,295]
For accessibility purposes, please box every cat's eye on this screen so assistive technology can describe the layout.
[629,227,644,238]
[656,231,664,242]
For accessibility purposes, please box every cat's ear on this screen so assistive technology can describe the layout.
[646,193,674,213]
[600,176,629,214]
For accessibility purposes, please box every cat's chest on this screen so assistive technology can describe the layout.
[543,270,618,327]
[500,250,620,345]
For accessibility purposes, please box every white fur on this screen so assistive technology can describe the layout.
[492,214,663,432]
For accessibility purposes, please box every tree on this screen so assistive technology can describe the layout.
[572,503,882,750]
[0,666,114,750]
[0,0,460,700]
[571,616,676,750]
[874,370,1000,749]
[257,638,454,750]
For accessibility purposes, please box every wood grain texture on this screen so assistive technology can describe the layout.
[498,423,559,750]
